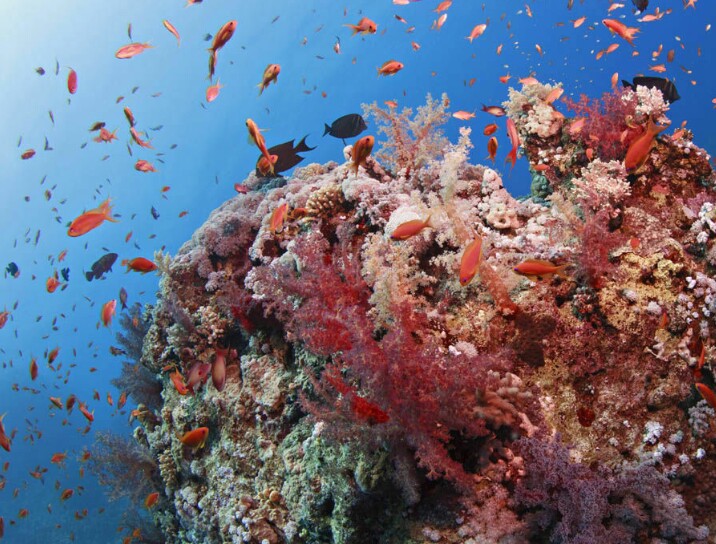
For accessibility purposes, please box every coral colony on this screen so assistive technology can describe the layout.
[113,82,715,543]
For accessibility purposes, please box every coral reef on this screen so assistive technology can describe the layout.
[125,87,715,543]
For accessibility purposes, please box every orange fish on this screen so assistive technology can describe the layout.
[50,397,63,409]
[208,20,237,79]
[350,135,374,176]
[696,383,716,410]
[624,118,665,172]
[602,19,639,45]
[47,347,59,364]
[67,68,77,94]
[78,402,94,423]
[459,237,483,286]
[483,123,498,136]
[513,259,568,280]
[50,452,67,464]
[57,250,68,262]
[452,110,475,121]
[170,371,189,395]
[345,17,377,35]
[466,23,487,42]
[60,489,74,501]
[0,310,8,329]
[145,492,159,509]
[162,20,181,46]
[0,414,11,452]
[46,272,61,293]
[178,427,209,448]
[206,79,223,103]
[269,203,289,234]
[121,257,157,274]
[29,358,38,381]
[377,60,403,76]
[391,215,431,240]
[258,64,280,95]
[101,300,117,327]
[67,198,118,237]
[434,0,452,12]
[256,154,279,176]
[93,128,117,143]
[487,136,498,163]
[481,104,506,116]
[20,149,35,160]
[433,13,447,30]
[117,391,127,409]
[115,43,153,59]
[572,16,587,28]
[246,119,276,175]
[18,509,28,519]
[134,159,156,173]
[130,127,153,148]
[212,348,228,392]
[505,118,520,168]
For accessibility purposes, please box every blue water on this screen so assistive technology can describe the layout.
[0,0,713,541]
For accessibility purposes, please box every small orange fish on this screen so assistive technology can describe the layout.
[459,237,483,286]
[206,79,223,102]
[101,299,117,327]
[499,74,511,84]
[134,159,156,173]
[256,154,279,176]
[20,149,35,160]
[572,16,586,28]
[67,198,118,237]
[483,123,498,136]
[452,110,475,121]
[145,492,159,509]
[51,452,67,464]
[50,397,63,409]
[67,68,78,94]
[121,257,157,274]
[649,64,667,73]
[60,489,74,501]
[163,19,181,46]
[434,0,452,12]
[391,215,431,240]
[0,414,11,453]
[18,508,28,519]
[487,137,498,163]
[432,13,447,30]
[624,118,665,172]
[258,64,280,95]
[0,310,8,329]
[47,347,59,364]
[130,127,153,148]
[513,259,568,280]
[117,392,127,409]
[93,128,117,143]
[246,118,275,175]
[377,60,403,76]
[696,383,716,410]
[212,348,228,392]
[170,371,189,395]
[178,427,209,448]
[269,203,289,234]
[29,358,38,381]
[345,17,377,35]
[46,272,61,293]
[210,20,237,54]
[115,42,153,59]
[411,41,421,51]
[78,402,94,422]
[466,23,487,42]
[602,19,639,45]
[481,104,506,116]
[505,118,520,168]
[351,135,374,176]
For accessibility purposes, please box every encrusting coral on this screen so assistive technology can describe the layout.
[121,83,716,543]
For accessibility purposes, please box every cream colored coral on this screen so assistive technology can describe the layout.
[486,203,519,230]
[305,183,344,218]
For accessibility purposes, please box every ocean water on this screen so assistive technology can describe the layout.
[0,0,714,542]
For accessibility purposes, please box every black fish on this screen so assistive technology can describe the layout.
[323,113,367,143]
[255,136,316,177]
[119,287,128,310]
[35,67,45,75]
[88,122,105,132]
[622,76,680,103]
[5,262,19,278]
[60,268,70,282]
[85,253,117,281]
[204,33,212,41]
[44,137,53,151]
[631,0,648,11]
[151,206,160,219]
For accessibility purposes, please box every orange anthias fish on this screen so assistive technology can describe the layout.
[78,402,94,422]
[256,154,279,176]
[391,216,432,241]
[134,159,156,173]
[206,79,223,103]
[60,488,74,501]
[505,118,520,168]
[170,371,189,395]
[50,452,67,465]
[145,492,159,509]
[481,104,506,116]
[162,19,181,46]
[483,123,498,136]
[101,299,117,327]
[67,198,118,237]
[178,427,209,448]
[452,110,475,121]
[115,42,153,59]
[67,68,77,94]
[487,136,498,163]
[130,127,153,148]
[459,236,483,286]
[466,23,487,43]
[208,20,237,79]
[377,60,404,76]
[602,19,639,45]
[695,383,716,410]
[351,135,374,176]
[345,17,377,35]
[93,128,117,143]
[46,272,61,293]
[212,347,228,392]
[121,257,157,274]
[49,397,63,409]
[29,358,38,381]
[0,414,10,452]
[513,259,568,280]
[269,203,289,234]
[625,118,665,172]
[0,310,8,329]
[246,118,276,175]
[257,64,280,95]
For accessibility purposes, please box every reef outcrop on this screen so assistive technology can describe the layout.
[136,85,716,543]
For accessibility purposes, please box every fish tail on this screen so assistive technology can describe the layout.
[343,24,359,35]
[85,272,93,282]
[257,83,265,96]
[555,264,570,279]
[505,147,517,169]
[296,135,316,152]
[323,124,332,136]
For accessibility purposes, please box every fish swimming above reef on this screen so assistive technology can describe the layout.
[85,253,118,281]
[622,76,680,103]
[5,262,19,278]
[323,114,367,144]
[255,136,316,177]
[60,267,70,282]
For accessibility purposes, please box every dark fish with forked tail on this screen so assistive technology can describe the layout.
[622,76,680,103]
[323,113,367,143]
[255,136,316,177]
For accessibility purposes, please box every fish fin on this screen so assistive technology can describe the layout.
[296,135,316,152]
[323,124,332,136]
[85,272,93,282]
